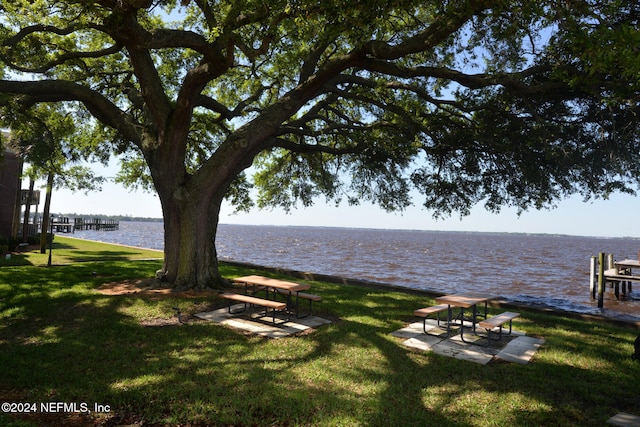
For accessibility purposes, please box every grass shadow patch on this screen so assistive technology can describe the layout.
[0,241,639,426]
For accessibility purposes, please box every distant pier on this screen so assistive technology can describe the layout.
[51,217,119,233]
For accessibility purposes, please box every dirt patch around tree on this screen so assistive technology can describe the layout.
[95,278,220,299]
[95,279,223,326]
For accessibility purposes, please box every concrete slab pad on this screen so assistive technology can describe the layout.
[432,341,495,365]
[608,412,640,427]
[393,322,542,365]
[402,335,441,351]
[495,336,545,364]
[391,322,423,337]
[295,316,332,328]
[222,318,276,334]
[459,349,494,364]
[401,329,498,364]
[392,321,448,339]
[194,307,231,322]
[449,332,483,345]
[194,306,330,339]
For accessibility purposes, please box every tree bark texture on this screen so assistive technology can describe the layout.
[160,191,224,289]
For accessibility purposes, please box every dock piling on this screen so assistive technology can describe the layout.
[590,256,597,299]
[597,252,605,308]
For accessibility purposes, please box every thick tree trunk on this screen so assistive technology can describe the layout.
[143,108,259,290]
[21,179,35,242]
[160,188,226,289]
[39,172,54,253]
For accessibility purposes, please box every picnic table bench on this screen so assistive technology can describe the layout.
[220,293,288,323]
[478,311,520,345]
[414,304,449,334]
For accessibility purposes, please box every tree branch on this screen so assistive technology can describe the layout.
[0,79,141,145]
[358,59,562,92]
[3,24,77,45]
[272,137,367,156]
[361,0,493,60]
[1,24,124,74]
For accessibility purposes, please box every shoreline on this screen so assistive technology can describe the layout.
[61,235,640,329]
[221,259,640,330]
[60,235,163,253]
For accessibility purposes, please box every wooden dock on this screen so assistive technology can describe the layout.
[590,254,640,307]
[73,217,119,231]
[51,217,119,233]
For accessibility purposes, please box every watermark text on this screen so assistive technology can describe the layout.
[2,401,111,414]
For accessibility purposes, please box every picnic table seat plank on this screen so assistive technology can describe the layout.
[414,304,449,334]
[233,275,311,291]
[220,292,287,323]
[478,311,520,345]
[220,293,287,309]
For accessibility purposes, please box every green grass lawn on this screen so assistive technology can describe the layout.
[0,236,639,426]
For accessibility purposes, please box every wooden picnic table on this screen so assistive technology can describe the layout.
[233,275,310,293]
[232,275,315,319]
[435,294,492,343]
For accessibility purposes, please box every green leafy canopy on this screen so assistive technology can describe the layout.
[0,0,639,219]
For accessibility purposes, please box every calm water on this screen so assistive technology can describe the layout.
[71,221,640,321]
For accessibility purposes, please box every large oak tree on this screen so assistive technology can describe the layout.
[1,0,638,288]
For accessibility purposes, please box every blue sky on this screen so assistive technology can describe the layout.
[31,157,640,238]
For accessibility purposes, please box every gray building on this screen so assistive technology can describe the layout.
[0,146,23,239]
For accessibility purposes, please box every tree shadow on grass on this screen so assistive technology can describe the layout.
[0,255,33,267]
[306,287,640,426]
[0,267,639,426]
[64,250,160,263]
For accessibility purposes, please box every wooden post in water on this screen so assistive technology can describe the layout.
[597,252,605,308]
[607,253,618,299]
[590,256,597,299]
